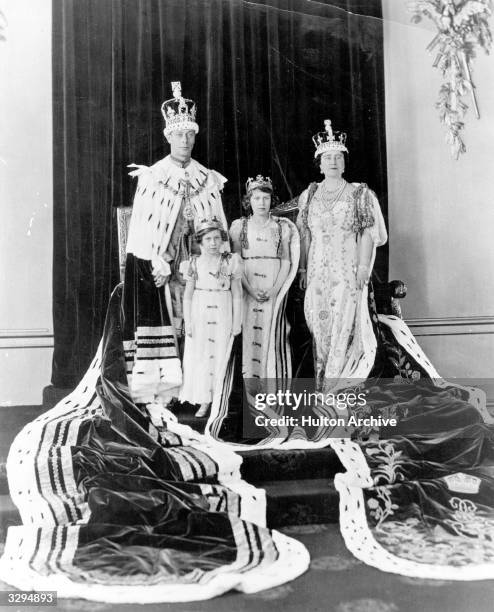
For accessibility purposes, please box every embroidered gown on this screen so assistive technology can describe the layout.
[297,182,387,390]
[179,253,242,405]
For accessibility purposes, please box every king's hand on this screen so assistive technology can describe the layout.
[151,257,171,287]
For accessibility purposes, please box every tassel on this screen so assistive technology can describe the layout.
[276,217,283,258]
[240,216,249,250]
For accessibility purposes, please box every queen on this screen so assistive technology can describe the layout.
[296,120,387,391]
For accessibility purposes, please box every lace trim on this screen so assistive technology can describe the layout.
[350,184,375,234]
[185,252,233,282]
[298,183,318,238]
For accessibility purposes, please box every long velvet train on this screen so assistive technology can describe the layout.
[0,285,309,602]
[331,315,494,580]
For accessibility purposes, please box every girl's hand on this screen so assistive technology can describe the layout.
[298,269,307,290]
[232,325,241,336]
[356,264,370,290]
[185,323,193,338]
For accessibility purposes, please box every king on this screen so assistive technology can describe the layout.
[122,82,229,408]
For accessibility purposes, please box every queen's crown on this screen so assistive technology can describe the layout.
[312,119,348,157]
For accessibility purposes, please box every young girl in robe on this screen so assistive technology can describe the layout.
[230,176,298,381]
[179,218,242,417]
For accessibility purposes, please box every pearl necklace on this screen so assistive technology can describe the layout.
[319,178,345,195]
[318,179,346,204]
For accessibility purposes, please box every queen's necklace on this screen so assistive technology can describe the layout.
[318,178,346,204]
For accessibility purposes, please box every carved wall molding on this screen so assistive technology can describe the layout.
[406,315,494,336]
[0,329,54,349]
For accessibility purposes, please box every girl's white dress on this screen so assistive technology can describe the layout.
[179,253,242,404]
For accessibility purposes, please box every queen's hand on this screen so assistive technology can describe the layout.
[298,269,307,290]
[356,264,370,290]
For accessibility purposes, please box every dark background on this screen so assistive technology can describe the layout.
[52,0,387,387]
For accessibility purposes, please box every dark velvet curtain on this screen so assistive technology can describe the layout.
[52,0,387,388]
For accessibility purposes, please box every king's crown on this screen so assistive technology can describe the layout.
[161,81,198,136]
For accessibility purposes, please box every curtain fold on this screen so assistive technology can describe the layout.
[52,0,387,388]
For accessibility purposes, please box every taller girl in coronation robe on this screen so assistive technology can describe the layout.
[230,176,299,383]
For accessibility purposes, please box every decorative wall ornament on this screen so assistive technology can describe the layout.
[0,10,6,42]
[407,0,492,158]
